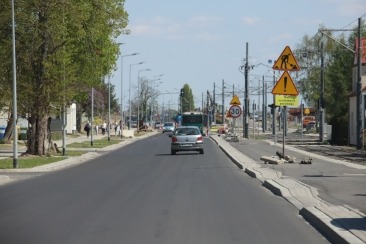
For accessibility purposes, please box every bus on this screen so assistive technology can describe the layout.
[181,112,205,134]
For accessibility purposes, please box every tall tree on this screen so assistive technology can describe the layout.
[181,84,194,112]
[295,24,365,145]
[0,0,128,154]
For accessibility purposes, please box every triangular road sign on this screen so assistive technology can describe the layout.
[272,46,300,71]
[272,71,299,96]
[229,95,241,105]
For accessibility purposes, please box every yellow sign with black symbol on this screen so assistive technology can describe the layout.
[272,71,299,96]
[272,46,300,71]
[229,95,241,105]
[275,95,299,107]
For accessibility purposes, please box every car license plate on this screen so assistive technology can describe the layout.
[181,143,192,147]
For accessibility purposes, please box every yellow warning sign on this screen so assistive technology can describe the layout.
[275,95,299,107]
[229,95,241,105]
[272,46,300,71]
[272,71,299,96]
[304,108,310,115]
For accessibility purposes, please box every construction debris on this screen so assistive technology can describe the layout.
[300,157,312,164]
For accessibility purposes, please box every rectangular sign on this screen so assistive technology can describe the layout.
[275,95,299,107]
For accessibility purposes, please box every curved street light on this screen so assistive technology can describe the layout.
[119,49,139,137]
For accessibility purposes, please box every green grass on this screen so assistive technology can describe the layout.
[0,156,67,169]
[0,150,87,169]
[67,137,122,148]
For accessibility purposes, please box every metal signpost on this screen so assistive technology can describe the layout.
[272,46,300,157]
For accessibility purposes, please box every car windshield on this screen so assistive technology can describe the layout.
[164,123,174,126]
[175,128,200,135]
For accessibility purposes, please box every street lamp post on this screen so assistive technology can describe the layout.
[11,0,18,168]
[108,74,111,141]
[137,69,151,133]
[119,51,139,137]
[128,62,144,129]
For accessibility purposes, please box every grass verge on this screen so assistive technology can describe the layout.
[67,137,122,148]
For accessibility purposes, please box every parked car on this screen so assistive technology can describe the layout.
[302,116,315,128]
[170,126,204,155]
[306,121,316,131]
[154,121,161,129]
[162,122,175,133]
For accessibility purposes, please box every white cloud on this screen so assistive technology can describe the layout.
[129,15,226,42]
[241,16,259,25]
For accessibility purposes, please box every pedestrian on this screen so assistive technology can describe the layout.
[102,121,107,135]
[84,121,91,138]
[95,124,99,135]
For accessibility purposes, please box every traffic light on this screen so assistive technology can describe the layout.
[268,104,278,114]
[180,88,184,97]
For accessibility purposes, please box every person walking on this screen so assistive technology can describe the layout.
[84,121,91,138]
[102,121,107,135]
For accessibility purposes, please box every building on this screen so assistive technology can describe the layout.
[348,37,366,145]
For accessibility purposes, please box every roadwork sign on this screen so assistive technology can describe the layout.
[275,95,299,107]
[229,95,241,105]
[272,46,300,71]
[272,71,299,96]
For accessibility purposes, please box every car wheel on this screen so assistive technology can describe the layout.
[199,149,204,154]
[171,149,176,155]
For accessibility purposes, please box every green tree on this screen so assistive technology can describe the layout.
[295,24,365,145]
[0,0,128,154]
[181,84,194,112]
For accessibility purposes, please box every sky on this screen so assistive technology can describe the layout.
[110,0,366,111]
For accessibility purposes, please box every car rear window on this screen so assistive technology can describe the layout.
[164,123,174,126]
[175,128,200,135]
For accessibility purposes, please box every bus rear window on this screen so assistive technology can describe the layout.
[182,116,202,123]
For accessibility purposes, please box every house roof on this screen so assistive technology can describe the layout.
[354,37,366,65]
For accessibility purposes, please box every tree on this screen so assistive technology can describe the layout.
[295,23,365,145]
[181,84,194,112]
[0,0,128,155]
[137,77,154,122]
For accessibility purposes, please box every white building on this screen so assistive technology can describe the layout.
[348,38,366,145]
[66,103,77,134]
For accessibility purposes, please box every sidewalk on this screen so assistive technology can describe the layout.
[211,134,366,244]
[0,130,158,176]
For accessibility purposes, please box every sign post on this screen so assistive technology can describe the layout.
[272,46,300,159]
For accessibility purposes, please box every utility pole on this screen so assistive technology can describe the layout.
[244,42,249,139]
[213,82,216,124]
[222,79,225,124]
[319,41,325,142]
[357,18,362,149]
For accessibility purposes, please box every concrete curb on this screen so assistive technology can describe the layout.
[210,134,366,243]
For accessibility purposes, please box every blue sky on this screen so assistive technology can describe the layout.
[111,0,366,110]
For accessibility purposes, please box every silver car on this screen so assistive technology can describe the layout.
[170,126,204,155]
[162,122,175,133]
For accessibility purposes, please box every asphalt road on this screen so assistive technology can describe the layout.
[0,134,329,244]
[229,138,366,214]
